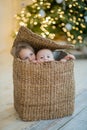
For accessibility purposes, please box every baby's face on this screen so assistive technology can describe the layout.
[19,48,35,61]
[36,49,54,62]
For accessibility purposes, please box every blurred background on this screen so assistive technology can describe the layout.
[0,0,32,53]
[0,0,87,56]
[0,1,87,130]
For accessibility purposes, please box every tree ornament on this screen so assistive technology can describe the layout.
[39,9,46,17]
[84,16,87,22]
[56,0,64,4]
[65,23,72,30]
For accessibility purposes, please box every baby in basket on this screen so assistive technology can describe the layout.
[17,45,36,62]
[11,42,36,62]
[36,49,75,63]
[36,49,54,63]
[14,44,54,62]
[12,42,75,62]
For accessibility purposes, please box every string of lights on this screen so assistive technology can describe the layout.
[15,0,87,46]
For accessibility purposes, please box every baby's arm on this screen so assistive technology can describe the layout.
[60,54,75,62]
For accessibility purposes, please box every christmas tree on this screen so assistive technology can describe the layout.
[15,0,87,47]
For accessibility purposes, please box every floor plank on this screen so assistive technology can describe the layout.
[23,90,87,130]
[59,107,87,130]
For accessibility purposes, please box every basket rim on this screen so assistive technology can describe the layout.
[14,57,73,65]
[12,26,74,52]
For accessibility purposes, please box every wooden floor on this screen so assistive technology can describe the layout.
[0,50,87,130]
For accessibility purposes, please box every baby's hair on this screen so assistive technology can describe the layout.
[15,42,34,58]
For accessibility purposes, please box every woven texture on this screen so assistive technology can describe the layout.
[12,26,75,121]
[12,26,74,53]
[13,58,75,121]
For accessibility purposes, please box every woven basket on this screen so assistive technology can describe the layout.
[12,26,75,121]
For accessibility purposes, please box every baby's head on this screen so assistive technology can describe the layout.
[36,49,54,62]
[16,42,35,61]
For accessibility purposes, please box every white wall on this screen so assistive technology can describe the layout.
[0,0,32,52]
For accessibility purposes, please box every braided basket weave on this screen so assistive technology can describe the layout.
[12,26,75,121]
